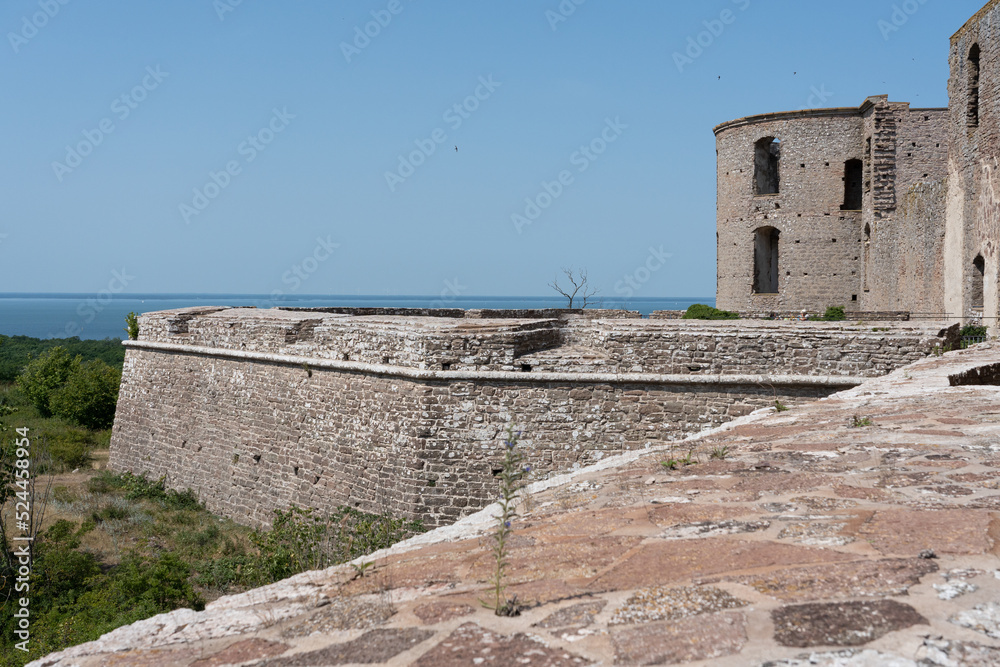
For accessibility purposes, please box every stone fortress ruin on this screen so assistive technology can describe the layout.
[110,1,1000,529]
[717,0,1000,327]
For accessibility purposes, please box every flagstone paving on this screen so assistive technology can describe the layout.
[29,344,1000,666]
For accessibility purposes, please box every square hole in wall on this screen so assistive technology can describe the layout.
[852,295,858,301]
[795,240,801,244]
[832,239,837,243]
[825,162,830,167]
[801,163,806,168]
[925,116,930,121]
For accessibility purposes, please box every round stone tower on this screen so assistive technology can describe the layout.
[715,108,867,313]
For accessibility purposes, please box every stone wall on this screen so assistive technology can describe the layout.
[715,98,948,317]
[110,308,956,528]
[715,109,864,313]
[947,0,1000,329]
[862,101,949,316]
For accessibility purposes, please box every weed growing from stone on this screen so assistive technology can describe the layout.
[710,446,731,460]
[662,446,697,470]
[483,426,528,616]
[350,561,374,578]
[775,400,789,412]
[124,312,139,340]
[851,415,874,428]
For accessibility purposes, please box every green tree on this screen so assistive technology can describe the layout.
[49,360,121,430]
[15,348,79,417]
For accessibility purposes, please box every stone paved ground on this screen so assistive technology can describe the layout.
[31,344,1000,666]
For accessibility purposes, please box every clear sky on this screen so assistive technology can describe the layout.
[0,0,988,299]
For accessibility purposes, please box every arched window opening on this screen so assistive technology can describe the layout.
[969,44,981,129]
[842,159,863,210]
[754,138,780,195]
[973,254,986,309]
[753,227,780,294]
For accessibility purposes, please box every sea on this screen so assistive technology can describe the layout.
[0,294,715,341]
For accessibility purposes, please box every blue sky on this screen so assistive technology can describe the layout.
[0,0,987,299]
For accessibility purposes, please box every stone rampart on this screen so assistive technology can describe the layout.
[110,307,956,527]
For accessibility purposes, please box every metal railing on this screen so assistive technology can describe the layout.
[962,336,989,349]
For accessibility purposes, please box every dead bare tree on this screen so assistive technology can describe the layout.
[549,268,599,309]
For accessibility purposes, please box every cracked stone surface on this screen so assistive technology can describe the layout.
[262,629,434,665]
[609,585,746,625]
[411,623,591,666]
[611,611,748,664]
[279,596,395,637]
[28,344,1000,666]
[534,600,606,630]
[772,600,928,648]
[950,601,1000,639]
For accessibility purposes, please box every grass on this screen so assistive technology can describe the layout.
[774,400,789,413]
[709,446,731,460]
[850,415,874,428]
[1,384,423,666]
[662,447,698,470]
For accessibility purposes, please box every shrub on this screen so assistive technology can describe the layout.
[50,359,121,430]
[47,430,94,470]
[88,472,202,510]
[16,347,79,417]
[683,304,740,320]
[823,306,846,321]
[960,324,988,338]
[124,312,139,341]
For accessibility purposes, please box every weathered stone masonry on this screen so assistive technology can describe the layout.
[110,307,955,527]
[715,98,949,317]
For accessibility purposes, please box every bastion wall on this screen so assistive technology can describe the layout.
[715,98,949,317]
[110,307,956,527]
